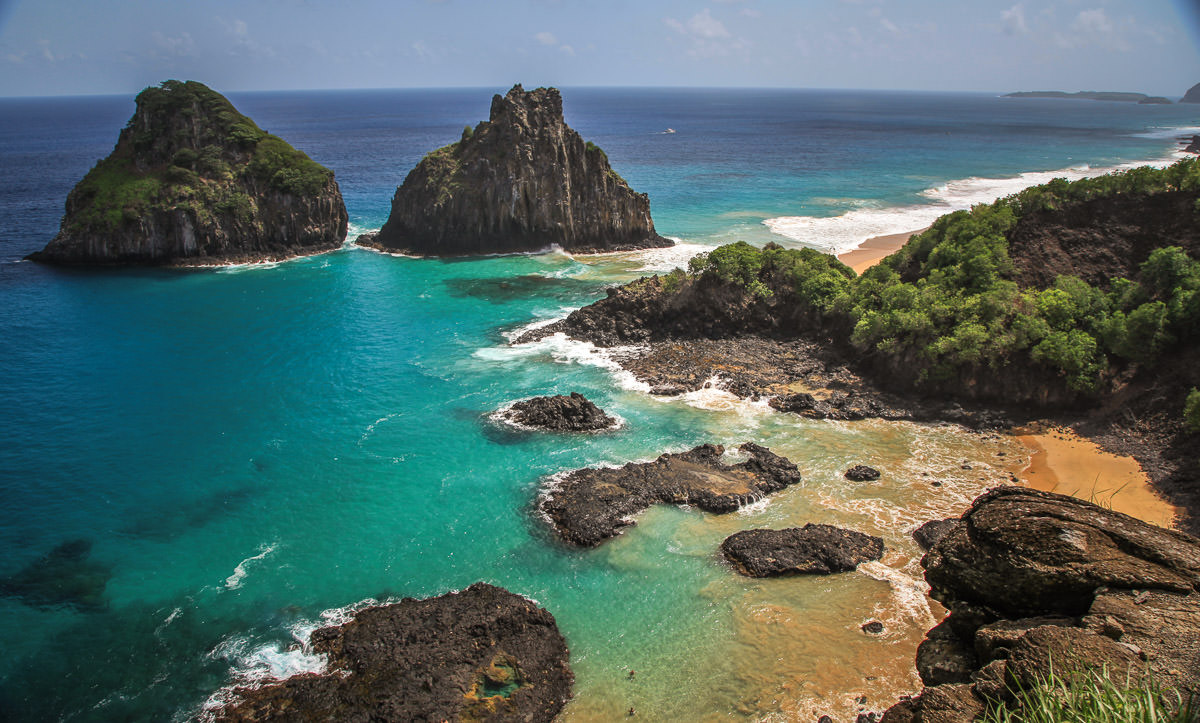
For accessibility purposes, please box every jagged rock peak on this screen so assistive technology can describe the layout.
[362,84,672,256]
[29,79,347,266]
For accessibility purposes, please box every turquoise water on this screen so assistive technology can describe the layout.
[0,89,1196,721]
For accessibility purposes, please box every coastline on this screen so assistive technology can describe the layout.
[836,228,925,273]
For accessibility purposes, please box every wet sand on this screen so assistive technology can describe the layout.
[1013,425,1180,529]
[837,229,927,274]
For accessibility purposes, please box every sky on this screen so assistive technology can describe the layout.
[0,0,1197,97]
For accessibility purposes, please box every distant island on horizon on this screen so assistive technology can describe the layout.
[1003,90,1174,104]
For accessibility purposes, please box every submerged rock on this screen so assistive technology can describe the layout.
[541,443,801,547]
[500,393,617,432]
[213,582,572,722]
[720,524,884,577]
[0,539,110,610]
[364,84,670,256]
[29,80,347,266]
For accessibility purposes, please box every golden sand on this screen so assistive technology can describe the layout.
[837,228,927,274]
[1012,424,1180,528]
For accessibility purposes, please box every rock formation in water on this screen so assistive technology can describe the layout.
[499,393,618,432]
[844,465,881,481]
[541,443,801,547]
[720,525,884,577]
[28,80,347,266]
[360,84,671,256]
[213,582,573,722]
[880,487,1200,722]
[1181,82,1200,103]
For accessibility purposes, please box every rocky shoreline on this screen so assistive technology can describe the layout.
[879,487,1200,722]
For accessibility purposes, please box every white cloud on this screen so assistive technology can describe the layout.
[535,31,558,46]
[688,9,730,39]
[741,8,761,18]
[559,44,575,56]
[150,32,196,58]
[1001,4,1028,35]
[1055,7,1130,51]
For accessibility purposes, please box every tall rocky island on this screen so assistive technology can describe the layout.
[29,80,347,266]
[361,84,671,256]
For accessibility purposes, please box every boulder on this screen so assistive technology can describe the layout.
[845,465,882,481]
[720,524,884,577]
[499,393,617,432]
[911,519,958,551]
[923,487,1200,622]
[213,582,572,722]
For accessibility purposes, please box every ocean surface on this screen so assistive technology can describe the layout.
[0,88,1195,721]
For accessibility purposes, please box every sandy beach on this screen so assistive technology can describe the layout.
[1013,425,1180,529]
[837,228,926,274]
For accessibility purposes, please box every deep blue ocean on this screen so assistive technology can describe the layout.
[0,88,1195,722]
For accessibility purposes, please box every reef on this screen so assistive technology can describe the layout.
[499,393,617,432]
[720,525,884,577]
[213,582,573,723]
[880,487,1200,722]
[541,443,801,547]
[28,80,347,266]
[0,539,110,610]
[360,84,670,256]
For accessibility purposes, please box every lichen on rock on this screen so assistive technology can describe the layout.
[29,80,347,266]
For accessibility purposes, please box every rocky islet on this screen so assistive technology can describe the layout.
[29,80,347,266]
[359,84,671,256]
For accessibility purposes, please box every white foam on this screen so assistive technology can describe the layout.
[764,152,1186,255]
[858,560,936,629]
[224,543,277,591]
[483,331,651,393]
[628,240,714,273]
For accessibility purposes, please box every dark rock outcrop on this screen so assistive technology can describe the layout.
[213,582,572,723]
[499,393,617,432]
[1181,82,1200,103]
[29,80,347,266]
[363,84,670,256]
[720,524,884,577]
[541,443,801,547]
[845,465,881,481]
[881,487,1200,721]
[911,519,958,551]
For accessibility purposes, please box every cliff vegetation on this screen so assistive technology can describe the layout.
[31,80,347,265]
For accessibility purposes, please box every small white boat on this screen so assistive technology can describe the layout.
[663,128,676,134]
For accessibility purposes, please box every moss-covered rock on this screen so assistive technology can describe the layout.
[29,80,347,266]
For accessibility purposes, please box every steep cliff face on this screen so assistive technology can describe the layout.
[365,84,670,256]
[29,80,347,266]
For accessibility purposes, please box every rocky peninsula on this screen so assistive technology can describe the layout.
[359,84,670,256]
[516,162,1200,534]
[213,582,573,722]
[541,443,801,547]
[29,80,347,266]
[880,487,1200,721]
